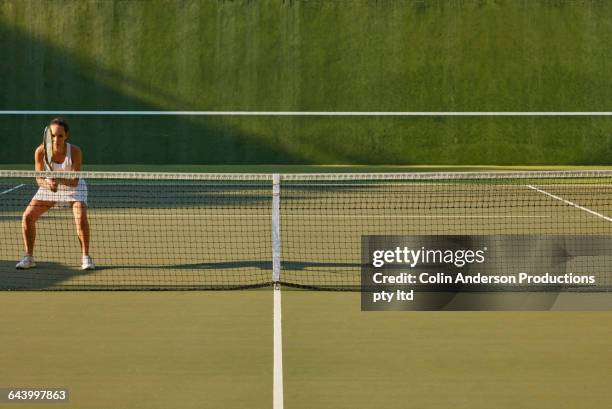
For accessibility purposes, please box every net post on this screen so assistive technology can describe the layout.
[272,174,281,284]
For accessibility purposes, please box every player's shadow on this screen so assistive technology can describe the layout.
[0,260,98,290]
[0,259,361,290]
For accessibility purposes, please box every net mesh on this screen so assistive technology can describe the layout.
[0,170,611,290]
[280,172,612,290]
[0,171,272,289]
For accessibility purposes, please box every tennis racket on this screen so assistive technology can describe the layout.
[42,126,57,191]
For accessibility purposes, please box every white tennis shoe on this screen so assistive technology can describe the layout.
[81,256,95,270]
[16,256,36,269]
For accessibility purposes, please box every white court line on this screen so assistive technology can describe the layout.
[280,183,557,187]
[1,110,612,116]
[0,184,25,195]
[536,185,612,187]
[273,284,284,409]
[527,185,612,222]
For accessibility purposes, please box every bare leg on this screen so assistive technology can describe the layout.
[72,201,90,256]
[21,200,54,256]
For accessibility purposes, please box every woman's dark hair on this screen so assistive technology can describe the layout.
[49,117,70,133]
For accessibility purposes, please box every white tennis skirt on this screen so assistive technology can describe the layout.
[32,179,88,207]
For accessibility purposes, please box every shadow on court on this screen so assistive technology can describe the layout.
[0,261,97,290]
[0,259,361,290]
[168,260,360,270]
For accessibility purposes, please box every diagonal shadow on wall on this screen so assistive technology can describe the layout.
[0,17,310,165]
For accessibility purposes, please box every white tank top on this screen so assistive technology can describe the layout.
[35,143,87,205]
[47,143,72,171]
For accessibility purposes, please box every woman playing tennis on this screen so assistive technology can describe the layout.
[16,118,95,270]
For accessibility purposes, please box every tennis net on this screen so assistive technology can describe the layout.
[0,170,611,290]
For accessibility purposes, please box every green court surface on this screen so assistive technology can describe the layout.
[1,170,611,407]
[0,172,611,408]
[0,291,272,409]
[283,292,612,409]
[1,291,611,409]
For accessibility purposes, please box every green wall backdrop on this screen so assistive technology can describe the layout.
[1,0,611,165]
